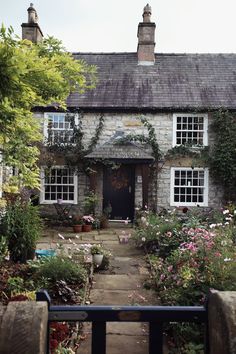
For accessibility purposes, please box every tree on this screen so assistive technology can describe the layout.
[0,26,97,189]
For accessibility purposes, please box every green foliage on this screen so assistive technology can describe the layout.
[0,26,96,188]
[90,244,104,255]
[84,191,99,215]
[7,276,25,294]
[1,202,42,263]
[209,109,236,200]
[0,236,8,263]
[46,112,104,174]
[114,116,161,161]
[36,255,87,285]
[134,209,182,255]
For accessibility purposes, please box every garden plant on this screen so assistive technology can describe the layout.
[134,205,236,353]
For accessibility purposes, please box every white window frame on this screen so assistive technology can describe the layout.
[40,166,78,204]
[172,113,208,147]
[170,167,208,207]
[43,112,78,144]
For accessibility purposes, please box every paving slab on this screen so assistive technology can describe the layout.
[107,334,148,354]
[108,256,146,275]
[95,234,118,241]
[77,334,148,354]
[90,289,134,305]
[107,322,148,335]
[90,289,157,306]
[93,274,147,290]
[103,243,143,257]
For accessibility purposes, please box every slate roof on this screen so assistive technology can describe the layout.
[67,53,236,110]
[86,142,154,162]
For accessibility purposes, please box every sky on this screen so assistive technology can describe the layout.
[0,0,236,53]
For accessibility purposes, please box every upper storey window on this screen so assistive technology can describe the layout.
[44,113,77,144]
[173,114,208,147]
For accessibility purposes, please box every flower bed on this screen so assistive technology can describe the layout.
[134,206,236,352]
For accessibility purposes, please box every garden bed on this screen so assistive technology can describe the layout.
[134,205,236,353]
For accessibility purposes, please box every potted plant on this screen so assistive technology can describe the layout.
[100,204,112,229]
[99,214,109,229]
[82,215,94,232]
[84,191,99,215]
[91,244,104,266]
[71,215,83,233]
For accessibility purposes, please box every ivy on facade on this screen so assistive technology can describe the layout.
[44,111,104,175]
[44,109,236,202]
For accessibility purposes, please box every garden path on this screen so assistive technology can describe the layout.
[76,225,158,354]
[37,224,160,353]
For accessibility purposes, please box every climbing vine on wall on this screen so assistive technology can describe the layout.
[44,111,104,174]
[208,109,236,200]
[114,116,162,162]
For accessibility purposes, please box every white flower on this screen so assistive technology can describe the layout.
[224,258,231,262]
[223,209,229,214]
[141,237,146,242]
[58,233,65,240]
[75,235,80,239]
[225,222,229,225]
[234,210,236,215]
[225,217,232,221]
[209,224,216,229]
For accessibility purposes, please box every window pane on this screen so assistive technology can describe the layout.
[43,168,75,202]
[172,169,206,205]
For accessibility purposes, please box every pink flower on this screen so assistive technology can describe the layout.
[214,252,222,257]
[167,265,173,272]
[160,274,165,281]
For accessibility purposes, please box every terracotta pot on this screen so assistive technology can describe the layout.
[73,224,82,233]
[82,224,92,232]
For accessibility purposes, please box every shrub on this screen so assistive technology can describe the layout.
[134,209,182,254]
[1,202,42,263]
[36,256,87,285]
[0,236,8,264]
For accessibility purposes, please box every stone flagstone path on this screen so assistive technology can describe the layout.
[37,225,160,353]
[77,227,159,354]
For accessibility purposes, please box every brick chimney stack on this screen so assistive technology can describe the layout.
[137,4,156,65]
[21,4,43,43]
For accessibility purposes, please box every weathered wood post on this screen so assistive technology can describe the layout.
[208,291,236,354]
[0,301,48,354]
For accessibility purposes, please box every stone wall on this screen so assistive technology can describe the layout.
[37,111,224,213]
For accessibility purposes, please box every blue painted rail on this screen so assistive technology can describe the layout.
[36,290,209,354]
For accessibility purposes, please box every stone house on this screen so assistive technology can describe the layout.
[20,4,236,220]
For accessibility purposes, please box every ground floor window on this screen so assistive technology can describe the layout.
[170,167,208,206]
[40,167,77,204]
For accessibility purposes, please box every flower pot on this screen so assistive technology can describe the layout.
[73,224,82,233]
[93,254,104,267]
[82,224,92,232]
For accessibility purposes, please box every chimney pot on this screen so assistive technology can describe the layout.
[22,4,43,43]
[137,4,156,65]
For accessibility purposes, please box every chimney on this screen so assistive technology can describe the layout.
[137,4,156,65]
[21,4,43,43]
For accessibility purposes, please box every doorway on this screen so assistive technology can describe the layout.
[103,165,135,220]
